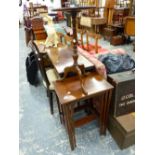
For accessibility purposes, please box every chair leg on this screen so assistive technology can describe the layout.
[55,93,63,124]
[48,91,54,114]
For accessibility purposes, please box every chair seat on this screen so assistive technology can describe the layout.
[43,69,58,90]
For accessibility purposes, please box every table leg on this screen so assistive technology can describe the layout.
[99,90,112,135]
[99,94,105,135]
[103,90,112,133]
[62,104,76,150]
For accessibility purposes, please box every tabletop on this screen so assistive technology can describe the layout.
[53,72,113,105]
[46,46,95,77]
[52,6,96,12]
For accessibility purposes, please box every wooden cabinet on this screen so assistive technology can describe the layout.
[113,8,130,25]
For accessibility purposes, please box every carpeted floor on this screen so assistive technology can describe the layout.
[19,21,135,155]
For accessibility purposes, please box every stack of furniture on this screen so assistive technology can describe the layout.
[47,6,114,150]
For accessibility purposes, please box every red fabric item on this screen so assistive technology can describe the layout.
[78,46,107,79]
[77,45,127,78]
[80,44,101,52]
[79,44,110,55]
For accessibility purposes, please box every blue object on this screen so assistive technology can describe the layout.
[98,53,135,74]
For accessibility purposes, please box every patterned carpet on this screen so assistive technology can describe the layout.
[19,22,135,155]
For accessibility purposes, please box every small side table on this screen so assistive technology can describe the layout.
[54,72,113,150]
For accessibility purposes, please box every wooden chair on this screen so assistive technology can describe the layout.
[29,41,59,114]
[31,16,47,40]
[85,31,102,54]
[77,29,86,48]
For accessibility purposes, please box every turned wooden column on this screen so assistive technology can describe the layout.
[71,10,78,66]
[52,7,95,95]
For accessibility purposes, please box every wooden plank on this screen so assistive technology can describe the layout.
[74,114,97,127]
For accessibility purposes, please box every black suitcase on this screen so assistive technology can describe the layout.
[25,51,39,85]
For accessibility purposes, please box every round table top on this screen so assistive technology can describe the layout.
[52,6,96,12]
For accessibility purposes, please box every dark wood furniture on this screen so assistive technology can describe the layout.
[29,41,58,114]
[31,16,47,40]
[52,7,95,95]
[113,7,130,25]
[54,72,113,150]
[46,46,95,77]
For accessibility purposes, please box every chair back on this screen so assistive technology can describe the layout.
[31,16,44,31]
[29,41,50,88]
[86,31,102,53]
[77,29,85,48]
